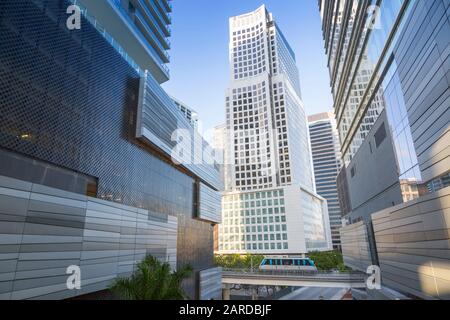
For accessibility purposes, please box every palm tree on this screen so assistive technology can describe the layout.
[110,255,193,300]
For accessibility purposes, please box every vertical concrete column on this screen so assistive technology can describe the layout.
[251,287,258,300]
[223,285,231,300]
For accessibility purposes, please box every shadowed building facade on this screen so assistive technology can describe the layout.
[320,0,450,299]
[0,0,221,300]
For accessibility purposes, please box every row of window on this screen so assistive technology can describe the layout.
[219,242,289,251]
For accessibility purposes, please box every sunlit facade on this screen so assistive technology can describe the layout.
[320,0,450,299]
[218,5,332,255]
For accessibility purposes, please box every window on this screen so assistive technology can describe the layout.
[350,165,356,178]
[375,123,387,148]
[282,259,293,266]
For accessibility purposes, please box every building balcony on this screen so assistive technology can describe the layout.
[76,0,170,83]
[154,0,172,24]
[132,0,171,49]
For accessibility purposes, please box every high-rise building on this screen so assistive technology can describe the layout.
[213,124,227,154]
[212,124,228,183]
[77,0,172,83]
[320,0,450,299]
[308,112,342,251]
[212,124,226,253]
[218,5,332,255]
[0,0,222,300]
[172,97,199,129]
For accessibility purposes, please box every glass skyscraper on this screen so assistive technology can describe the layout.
[320,0,450,299]
[218,5,332,255]
[308,112,343,251]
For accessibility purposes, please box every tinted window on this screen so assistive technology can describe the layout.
[375,123,387,148]
[351,165,356,178]
[282,259,293,266]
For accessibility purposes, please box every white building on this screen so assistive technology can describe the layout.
[213,124,227,153]
[218,5,332,255]
[171,96,199,129]
[213,124,227,189]
[308,112,343,251]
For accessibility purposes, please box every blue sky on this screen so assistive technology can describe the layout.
[162,0,333,130]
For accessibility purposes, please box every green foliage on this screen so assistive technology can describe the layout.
[214,254,265,269]
[110,255,193,300]
[308,250,349,271]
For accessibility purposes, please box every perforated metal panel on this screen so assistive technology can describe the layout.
[0,0,217,297]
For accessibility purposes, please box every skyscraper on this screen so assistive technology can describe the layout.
[77,0,172,83]
[0,0,221,300]
[320,0,450,299]
[218,5,332,255]
[308,112,342,251]
[172,97,199,130]
[213,123,228,187]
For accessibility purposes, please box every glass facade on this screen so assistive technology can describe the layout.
[219,189,288,252]
[338,0,404,163]
[220,5,330,254]
[309,113,343,250]
[321,0,450,276]
[302,191,330,251]
[320,0,450,212]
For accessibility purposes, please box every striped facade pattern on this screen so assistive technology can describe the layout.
[75,0,172,83]
[0,175,177,300]
[372,187,450,300]
[340,221,372,272]
[198,267,223,300]
[136,71,222,191]
[322,0,450,299]
[198,183,222,224]
[308,112,342,250]
[393,0,450,184]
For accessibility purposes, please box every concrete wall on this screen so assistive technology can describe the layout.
[198,267,223,300]
[345,112,404,222]
[340,221,372,272]
[0,175,178,300]
[372,187,450,300]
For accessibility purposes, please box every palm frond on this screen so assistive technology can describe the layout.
[110,255,192,300]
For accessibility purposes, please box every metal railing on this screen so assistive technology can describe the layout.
[69,0,146,76]
[109,0,170,63]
